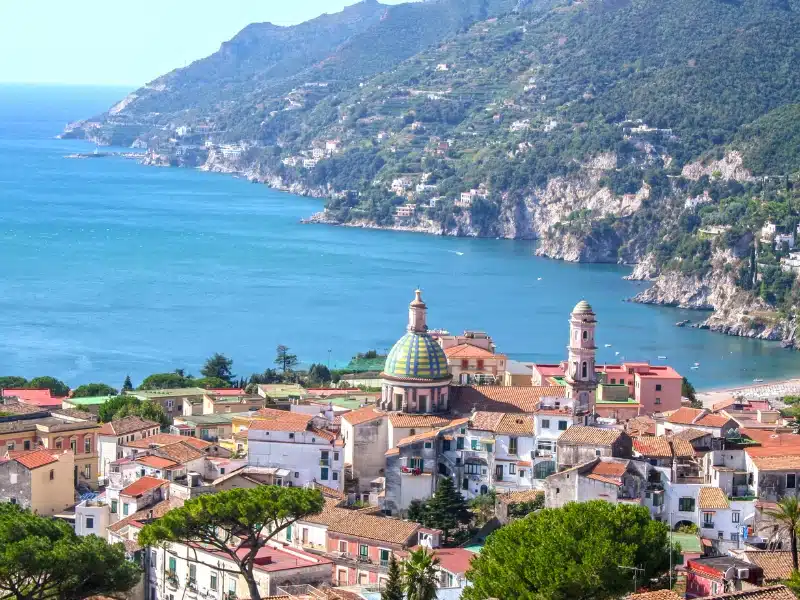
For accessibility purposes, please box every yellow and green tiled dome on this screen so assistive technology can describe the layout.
[383,332,449,381]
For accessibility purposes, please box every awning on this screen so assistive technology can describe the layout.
[479,438,494,444]
[465,458,488,466]
[276,468,290,477]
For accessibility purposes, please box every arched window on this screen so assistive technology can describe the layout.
[582,362,588,378]
[582,330,588,340]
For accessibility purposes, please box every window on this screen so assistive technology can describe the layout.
[168,556,177,573]
[333,471,339,481]
[595,449,601,457]
[334,452,339,461]
[509,437,518,455]
[509,463,516,475]
[23,440,30,451]
[424,442,432,449]
[678,497,695,512]
[471,439,479,450]
[558,421,568,431]
[520,469,526,478]
[188,564,196,584]
[581,362,587,378]
[289,433,295,439]
[409,429,416,436]
[228,579,236,594]
[456,437,464,450]
[123,503,129,516]
[294,472,299,478]
[620,378,625,384]
[731,532,739,543]
[713,583,719,595]
[476,359,484,370]
[151,550,157,567]
[84,464,91,479]
[339,540,347,553]
[6,442,15,451]
[541,419,550,429]
[359,544,368,558]
[485,443,493,452]
[442,439,451,452]
[220,468,225,475]
[166,399,174,409]
[321,467,329,480]
[655,397,662,405]
[788,474,797,489]
[111,499,118,513]
[210,574,218,591]
[461,359,469,369]
[460,428,466,434]
[732,511,740,524]
[55,438,63,449]
[409,457,424,470]
[610,378,616,384]
[703,512,714,526]
[84,437,91,454]
[49,469,54,481]
[495,465,503,479]
[85,516,94,529]
[380,548,390,566]
[286,525,293,540]
[462,478,468,490]
[655,384,662,391]
[70,439,77,453]
[465,463,481,475]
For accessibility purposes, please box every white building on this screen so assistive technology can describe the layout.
[247,408,344,490]
[312,147,325,160]
[303,158,318,169]
[97,416,161,481]
[775,233,795,250]
[395,204,417,218]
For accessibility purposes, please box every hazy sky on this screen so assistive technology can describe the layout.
[0,1,410,87]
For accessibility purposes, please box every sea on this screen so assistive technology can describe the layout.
[1,84,798,391]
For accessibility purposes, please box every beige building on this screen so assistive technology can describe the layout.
[443,343,507,385]
[0,449,75,515]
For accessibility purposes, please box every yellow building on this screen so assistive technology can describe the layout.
[0,449,75,516]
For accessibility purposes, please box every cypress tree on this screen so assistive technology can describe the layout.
[381,554,404,600]
[424,476,471,544]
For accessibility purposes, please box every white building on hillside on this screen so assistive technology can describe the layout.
[97,416,161,480]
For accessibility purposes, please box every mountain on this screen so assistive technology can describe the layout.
[65,0,800,345]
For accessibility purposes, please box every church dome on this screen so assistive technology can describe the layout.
[572,299,594,314]
[383,332,449,381]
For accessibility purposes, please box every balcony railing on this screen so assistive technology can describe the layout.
[320,458,330,466]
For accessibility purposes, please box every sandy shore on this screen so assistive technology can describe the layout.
[697,377,800,408]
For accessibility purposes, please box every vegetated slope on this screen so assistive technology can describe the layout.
[66,0,800,342]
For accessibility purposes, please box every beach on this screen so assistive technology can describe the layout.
[698,377,800,408]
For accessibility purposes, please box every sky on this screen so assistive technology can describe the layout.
[0,0,410,87]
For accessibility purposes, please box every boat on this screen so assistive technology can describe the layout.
[694,362,700,366]
[604,344,612,347]
[753,378,764,383]
[615,351,620,356]
[657,355,667,359]
[691,366,699,370]
[675,319,690,327]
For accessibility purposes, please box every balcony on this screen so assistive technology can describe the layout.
[319,458,330,467]
[400,466,428,476]
[166,572,179,590]
[702,522,715,529]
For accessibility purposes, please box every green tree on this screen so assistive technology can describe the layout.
[507,494,544,519]
[382,554,404,600]
[469,490,497,527]
[403,547,440,600]
[0,503,140,600]
[421,476,471,544]
[464,501,676,600]
[138,486,325,600]
[139,372,193,390]
[767,496,800,571]
[193,377,231,389]
[114,400,169,429]
[784,569,800,596]
[0,376,28,390]
[27,376,69,397]
[275,345,299,373]
[682,377,701,408]
[71,383,118,398]
[408,499,428,523]
[122,375,134,392]
[307,363,332,384]
[98,395,140,423]
[201,353,235,383]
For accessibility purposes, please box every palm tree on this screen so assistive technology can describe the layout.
[403,547,440,600]
[766,495,800,571]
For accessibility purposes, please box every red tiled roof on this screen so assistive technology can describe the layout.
[206,388,246,396]
[443,344,496,359]
[471,411,534,435]
[135,455,178,469]
[397,430,439,447]
[99,416,159,436]
[558,426,624,446]
[633,437,673,458]
[125,433,188,448]
[590,461,627,477]
[630,591,682,600]
[666,407,731,428]
[248,412,312,433]
[1,389,63,407]
[341,406,385,426]
[155,442,206,464]
[433,548,475,575]
[13,449,60,470]
[742,551,794,582]
[746,446,800,470]
[179,437,213,450]
[120,476,169,498]
[451,385,567,414]
[389,414,450,428]
[741,428,800,448]
[698,487,730,509]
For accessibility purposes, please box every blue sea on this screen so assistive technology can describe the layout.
[0,84,797,390]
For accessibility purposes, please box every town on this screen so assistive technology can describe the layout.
[2,291,800,600]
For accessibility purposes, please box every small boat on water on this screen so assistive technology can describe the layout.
[604,344,612,347]
[694,362,700,366]
[753,378,764,383]
[691,366,699,370]
[657,355,667,359]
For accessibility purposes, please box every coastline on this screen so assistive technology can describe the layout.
[696,376,800,408]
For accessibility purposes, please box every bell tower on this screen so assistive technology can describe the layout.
[408,289,427,333]
[564,300,597,423]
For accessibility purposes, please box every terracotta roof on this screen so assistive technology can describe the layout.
[302,497,351,527]
[125,433,189,448]
[443,344,495,359]
[558,426,624,446]
[135,455,178,469]
[309,427,337,442]
[586,474,623,486]
[498,489,543,506]
[742,551,794,582]
[155,442,206,464]
[13,449,60,470]
[590,461,627,477]
[180,437,213,450]
[669,437,696,458]
[310,481,346,500]
[698,487,730,509]
[630,591,682,600]
[389,414,450,428]
[666,407,731,428]
[433,548,475,575]
[672,428,709,442]
[120,476,169,498]
[450,385,567,414]
[683,586,794,600]
[1,389,63,407]
[341,406,384,426]
[746,448,800,471]
[107,498,183,533]
[741,428,800,448]
[248,410,312,433]
[385,447,400,456]
[633,436,672,458]
[99,416,159,436]
[329,513,420,545]
[397,430,439,447]
[470,412,534,435]
[626,416,657,437]
[51,408,97,421]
